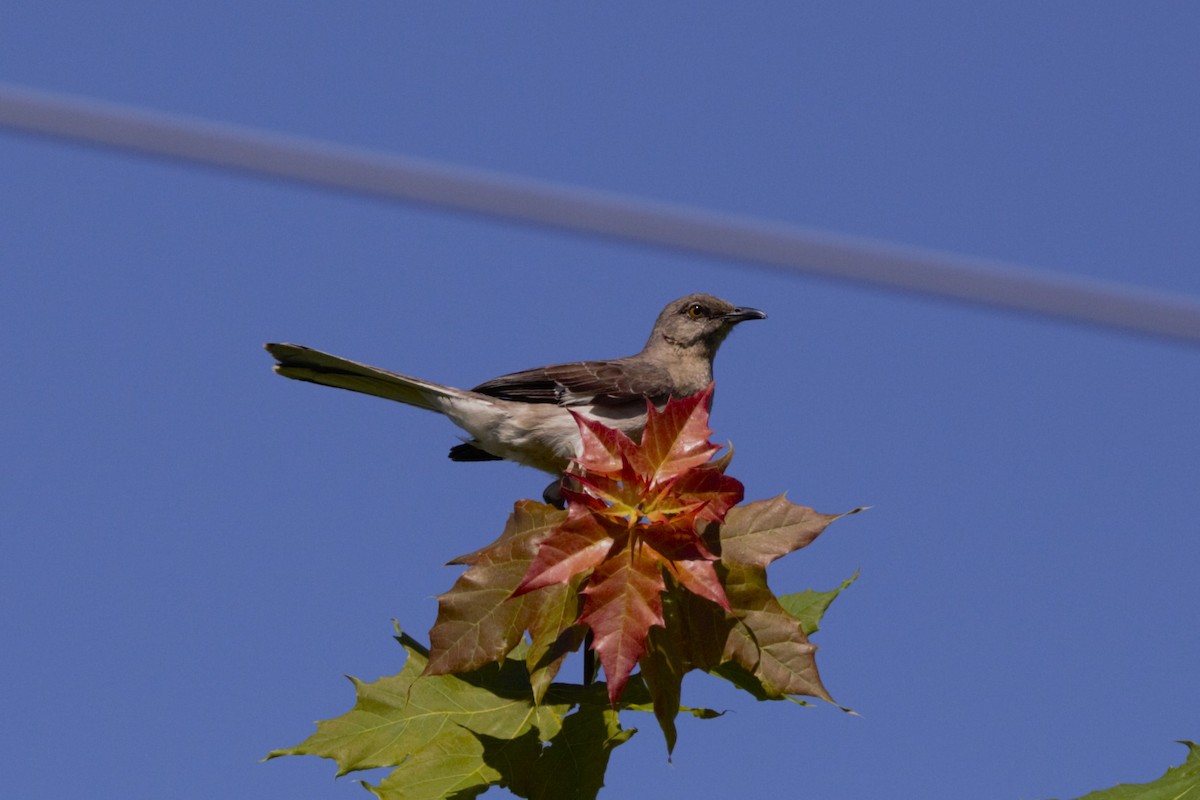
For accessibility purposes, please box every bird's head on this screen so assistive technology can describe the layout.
[645,293,767,357]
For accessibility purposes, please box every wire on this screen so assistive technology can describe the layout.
[3,82,1199,345]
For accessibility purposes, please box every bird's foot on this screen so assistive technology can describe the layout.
[542,478,566,509]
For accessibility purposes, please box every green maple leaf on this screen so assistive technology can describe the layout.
[266,630,571,789]
[636,587,690,755]
[270,629,648,799]
[778,570,860,636]
[500,700,636,800]
[368,723,526,800]
[1058,741,1200,800]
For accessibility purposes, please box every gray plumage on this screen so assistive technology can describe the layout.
[265,293,765,475]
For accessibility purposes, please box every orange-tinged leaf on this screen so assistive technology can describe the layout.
[642,521,716,563]
[719,495,847,568]
[720,563,835,700]
[579,543,666,704]
[568,472,644,520]
[426,501,566,676]
[631,385,720,483]
[720,561,831,701]
[513,507,614,594]
[667,463,744,522]
[446,500,563,567]
[663,558,730,611]
[558,480,607,513]
[571,411,638,476]
[706,498,865,702]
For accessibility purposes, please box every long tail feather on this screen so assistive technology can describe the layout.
[264,343,460,412]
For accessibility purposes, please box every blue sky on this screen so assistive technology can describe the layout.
[2,4,1197,799]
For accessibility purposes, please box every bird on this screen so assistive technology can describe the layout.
[265,293,766,478]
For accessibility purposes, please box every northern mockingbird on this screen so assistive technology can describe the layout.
[265,293,765,476]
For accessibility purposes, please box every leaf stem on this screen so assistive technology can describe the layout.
[583,629,596,686]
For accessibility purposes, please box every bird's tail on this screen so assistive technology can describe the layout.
[264,343,462,411]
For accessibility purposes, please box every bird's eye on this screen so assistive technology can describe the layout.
[685,303,706,319]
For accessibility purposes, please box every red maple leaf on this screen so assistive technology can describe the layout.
[514,384,743,703]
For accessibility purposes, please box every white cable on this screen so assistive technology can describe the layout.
[3,82,1199,345]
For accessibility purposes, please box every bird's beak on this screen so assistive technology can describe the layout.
[723,306,767,324]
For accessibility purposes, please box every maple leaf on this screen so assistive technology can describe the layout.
[707,498,865,703]
[426,381,860,733]
[270,628,641,800]
[634,585,692,756]
[266,630,572,783]
[778,570,860,636]
[513,384,742,704]
[425,500,566,676]
[577,533,666,701]
[1061,740,1200,800]
[512,506,615,594]
[627,383,720,482]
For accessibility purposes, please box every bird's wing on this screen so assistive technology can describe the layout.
[471,359,672,406]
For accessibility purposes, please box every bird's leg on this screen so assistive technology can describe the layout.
[542,478,565,509]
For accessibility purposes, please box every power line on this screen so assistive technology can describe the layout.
[3,81,1199,345]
